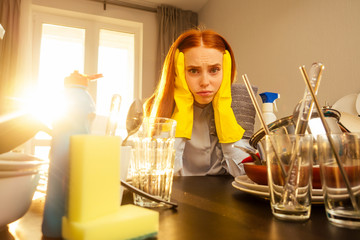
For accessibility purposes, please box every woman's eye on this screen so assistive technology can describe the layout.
[210,67,220,74]
[188,68,199,74]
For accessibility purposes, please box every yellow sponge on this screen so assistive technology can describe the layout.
[62,135,158,240]
[62,205,158,240]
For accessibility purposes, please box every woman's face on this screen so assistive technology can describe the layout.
[184,46,223,107]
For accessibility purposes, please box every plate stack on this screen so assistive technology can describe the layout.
[0,151,47,229]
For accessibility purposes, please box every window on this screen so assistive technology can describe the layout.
[97,29,135,118]
[30,9,142,160]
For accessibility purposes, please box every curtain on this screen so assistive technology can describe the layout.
[156,5,198,75]
[0,0,21,114]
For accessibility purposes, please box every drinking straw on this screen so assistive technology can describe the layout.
[295,63,324,134]
[281,63,324,205]
[242,74,286,177]
[300,66,359,212]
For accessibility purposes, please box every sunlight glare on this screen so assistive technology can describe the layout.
[31,24,85,128]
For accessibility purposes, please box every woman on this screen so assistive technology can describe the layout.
[144,29,251,176]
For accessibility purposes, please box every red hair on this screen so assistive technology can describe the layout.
[144,29,237,118]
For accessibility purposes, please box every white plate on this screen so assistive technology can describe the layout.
[0,160,44,171]
[0,152,44,161]
[0,152,46,171]
[235,175,268,192]
[339,111,360,132]
[0,169,39,178]
[232,181,269,198]
[232,176,324,203]
[235,175,323,196]
[332,93,358,116]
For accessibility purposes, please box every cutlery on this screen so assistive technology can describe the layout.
[106,94,122,136]
[122,99,143,146]
[233,145,262,165]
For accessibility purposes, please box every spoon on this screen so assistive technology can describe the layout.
[106,94,122,136]
[122,99,143,146]
[120,180,178,208]
[233,145,263,165]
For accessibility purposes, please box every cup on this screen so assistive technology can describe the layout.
[261,134,313,221]
[130,117,177,207]
[317,133,360,228]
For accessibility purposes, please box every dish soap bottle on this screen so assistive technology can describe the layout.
[42,71,102,238]
[259,92,280,125]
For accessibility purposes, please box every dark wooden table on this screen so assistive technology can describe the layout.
[1,176,360,240]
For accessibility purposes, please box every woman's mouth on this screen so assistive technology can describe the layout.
[196,91,213,97]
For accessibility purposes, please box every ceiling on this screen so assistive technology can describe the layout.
[123,0,209,12]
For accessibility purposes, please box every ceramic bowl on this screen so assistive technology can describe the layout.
[243,162,322,189]
[0,172,40,229]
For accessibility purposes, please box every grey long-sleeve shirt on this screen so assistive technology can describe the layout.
[174,103,251,177]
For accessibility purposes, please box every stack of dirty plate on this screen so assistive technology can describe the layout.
[0,151,46,229]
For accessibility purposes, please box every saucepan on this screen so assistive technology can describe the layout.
[249,107,344,147]
[244,108,344,188]
[249,107,345,165]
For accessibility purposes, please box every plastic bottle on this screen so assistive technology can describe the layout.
[259,92,280,125]
[42,71,102,238]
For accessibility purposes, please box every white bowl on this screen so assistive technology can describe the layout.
[0,173,40,229]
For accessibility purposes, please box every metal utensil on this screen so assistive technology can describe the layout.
[120,180,178,208]
[106,94,122,136]
[122,99,143,146]
[233,145,262,165]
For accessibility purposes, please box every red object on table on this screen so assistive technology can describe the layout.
[241,153,260,163]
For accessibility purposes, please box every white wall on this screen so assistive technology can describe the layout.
[199,0,360,130]
[30,0,158,99]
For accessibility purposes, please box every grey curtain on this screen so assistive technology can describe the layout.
[0,0,21,114]
[156,5,198,75]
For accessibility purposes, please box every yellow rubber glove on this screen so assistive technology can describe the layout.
[212,50,245,143]
[171,49,194,139]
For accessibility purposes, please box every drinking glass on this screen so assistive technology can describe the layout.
[317,133,360,228]
[130,117,177,207]
[261,134,313,221]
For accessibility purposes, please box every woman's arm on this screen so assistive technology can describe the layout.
[221,138,252,177]
[174,137,186,175]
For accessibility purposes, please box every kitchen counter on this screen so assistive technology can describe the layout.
[1,175,360,240]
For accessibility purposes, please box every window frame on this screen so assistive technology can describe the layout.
[32,6,143,101]
[29,6,143,155]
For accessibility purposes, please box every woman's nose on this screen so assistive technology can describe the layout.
[199,72,210,87]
